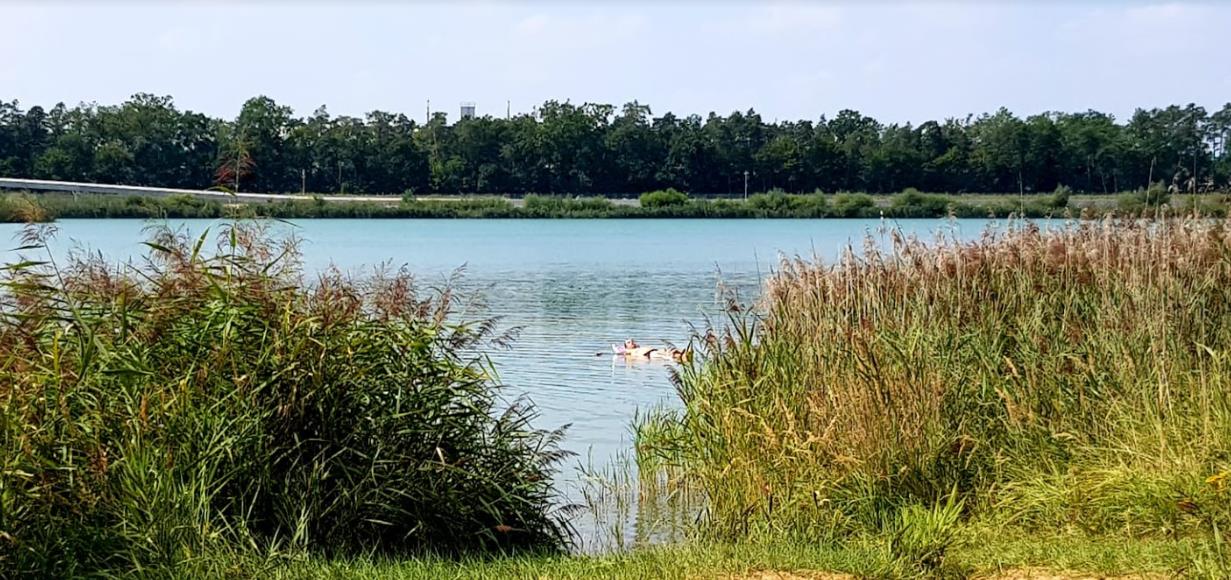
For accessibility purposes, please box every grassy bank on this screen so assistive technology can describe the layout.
[0,223,571,576]
[177,532,1213,578]
[632,213,1231,577]
[4,186,1225,222]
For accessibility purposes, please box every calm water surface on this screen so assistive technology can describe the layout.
[0,217,991,547]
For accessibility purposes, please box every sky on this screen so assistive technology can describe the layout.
[2,1,1229,124]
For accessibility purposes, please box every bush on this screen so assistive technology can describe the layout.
[522,194,564,212]
[1118,182,1171,212]
[888,189,953,217]
[639,188,689,208]
[523,194,614,217]
[746,190,828,217]
[0,194,51,223]
[1048,184,1072,209]
[0,222,572,575]
[829,193,876,217]
[1144,181,1171,206]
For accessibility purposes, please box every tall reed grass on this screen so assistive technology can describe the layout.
[654,214,1231,565]
[0,221,572,575]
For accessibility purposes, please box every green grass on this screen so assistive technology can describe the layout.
[6,188,1227,222]
[163,531,1223,578]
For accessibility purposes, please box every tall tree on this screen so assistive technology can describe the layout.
[1,95,1228,195]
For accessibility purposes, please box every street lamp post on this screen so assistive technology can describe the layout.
[739,134,751,201]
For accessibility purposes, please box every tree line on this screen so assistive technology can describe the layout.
[2,94,1229,195]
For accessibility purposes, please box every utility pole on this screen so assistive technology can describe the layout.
[507,100,511,120]
[301,169,306,194]
[426,99,430,124]
[740,134,751,200]
[234,132,242,194]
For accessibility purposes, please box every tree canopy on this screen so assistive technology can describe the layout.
[2,94,1229,195]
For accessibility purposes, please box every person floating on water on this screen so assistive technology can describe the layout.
[612,338,690,362]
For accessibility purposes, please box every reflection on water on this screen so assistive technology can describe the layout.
[0,217,992,549]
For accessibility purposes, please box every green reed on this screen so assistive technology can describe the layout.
[648,212,1231,573]
[0,221,573,576]
[14,190,1227,222]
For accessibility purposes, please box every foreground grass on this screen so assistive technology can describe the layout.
[218,531,1219,579]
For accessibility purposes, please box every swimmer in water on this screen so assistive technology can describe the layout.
[615,338,690,362]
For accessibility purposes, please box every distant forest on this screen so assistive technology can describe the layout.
[2,94,1229,195]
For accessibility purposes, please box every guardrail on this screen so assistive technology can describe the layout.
[0,178,401,204]
[0,178,765,201]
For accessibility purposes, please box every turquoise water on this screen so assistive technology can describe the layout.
[0,217,992,547]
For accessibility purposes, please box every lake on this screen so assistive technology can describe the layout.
[0,217,993,547]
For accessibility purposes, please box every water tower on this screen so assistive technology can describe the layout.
[460,102,476,120]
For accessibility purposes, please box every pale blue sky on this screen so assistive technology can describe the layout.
[3,1,1228,123]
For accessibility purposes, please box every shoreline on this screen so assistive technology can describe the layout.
[5,188,1223,222]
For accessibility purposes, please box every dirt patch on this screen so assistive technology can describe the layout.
[721,570,1166,580]
[718,572,854,580]
[979,568,1170,580]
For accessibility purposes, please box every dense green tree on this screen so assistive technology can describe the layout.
[606,101,663,193]
[917,119,974,192]
[1057,111,1120,193]
[1212,103,1231,187]
[971,108,1028,194]
[868,124,923,193]
[1,94,1229,195]
[230,96,295,192]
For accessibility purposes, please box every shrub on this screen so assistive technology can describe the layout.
[1048,184,1072,209]
[885,497,966,577]
[888,189,953,217]
[0,222,573,575]
[523,194,614,217]
[0,194,50,223]
[639,188,689,208]
[829,193,876,217]
[1119,182,1171,211]
[1144,181,1171,206]
[743,191,828,218]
